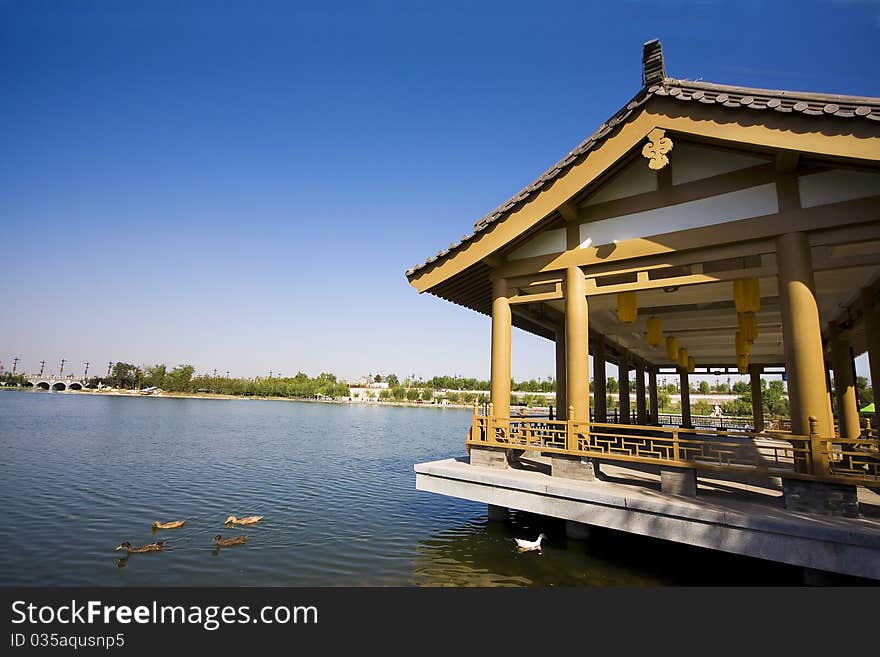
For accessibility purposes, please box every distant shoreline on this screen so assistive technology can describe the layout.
[1,387,480,410]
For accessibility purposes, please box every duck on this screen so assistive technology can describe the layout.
[224,515,263,526]
[115,540,166,554]
[152,520,186,530]
[214,534,247,547]
[514,534,546,552]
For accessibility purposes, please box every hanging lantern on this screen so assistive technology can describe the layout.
[738,311,758,343]
[678,347,688,369]
[687,356,695,373]
[646,316,663,347]
[735,330,751,357]
[737,354,749,374]
[665,336,679,361]
[747,278,761,313]
[733,278,760,314]
[617,291,638,324]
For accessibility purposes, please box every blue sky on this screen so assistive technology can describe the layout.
[1,1,877,382]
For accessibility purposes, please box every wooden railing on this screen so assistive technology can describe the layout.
[468,406,880,485]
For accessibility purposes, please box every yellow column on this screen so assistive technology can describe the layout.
[635,362,647,425]
[829,323,861,440]
[861,287,880,433]
[618,352,630,423]
[565,266,590,423]
[594,337,607,422]
[555,324,567,420]
[777,232,832,474]
[491,277,511,421]
[749,365,764,432]
[648,367,659,425]
[679,368,692,428]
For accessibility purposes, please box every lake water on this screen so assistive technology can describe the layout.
[0,391,803,586]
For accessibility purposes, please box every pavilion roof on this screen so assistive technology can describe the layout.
[405,40,880,284]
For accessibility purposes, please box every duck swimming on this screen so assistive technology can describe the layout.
[152,520,186,530]
[214,534,247,547]
[115,540,166,554]
[224,515,263,526]
[514,534,546,552]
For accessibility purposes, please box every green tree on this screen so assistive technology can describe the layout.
[142,364,167,389]
[763,380,789,416]
[392,386,407,400]
[857,376,873,407]
[698,380,710,394]
[606,377,619,393]
[386,374,399,386]
[657,390,671,411]
[164,365,195,392]
[110,362,142,389]
[405,388,420,401]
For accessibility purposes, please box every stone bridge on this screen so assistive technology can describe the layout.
[25,375,88,391]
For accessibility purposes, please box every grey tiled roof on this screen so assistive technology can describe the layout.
[405,77,880,282]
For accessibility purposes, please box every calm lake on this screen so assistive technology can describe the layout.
[0,391,803,586]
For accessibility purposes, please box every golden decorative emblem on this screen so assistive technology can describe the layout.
[642,128,673,170]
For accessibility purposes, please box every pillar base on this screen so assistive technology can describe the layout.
[565,520,591,540]
[782,478,860,518]
[661,467,697,496]
[551,454,596,481]
[487,504,509,522]
[470,446,508,470]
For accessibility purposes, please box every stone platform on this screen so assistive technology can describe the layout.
[414,455,880,580]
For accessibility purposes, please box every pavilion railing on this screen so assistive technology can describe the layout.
[468,406,880,485]
[824,437,880,482]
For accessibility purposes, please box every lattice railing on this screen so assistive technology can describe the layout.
[825,437,880,482]
[467,407,880,485]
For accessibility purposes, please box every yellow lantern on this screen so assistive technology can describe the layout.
[617,291,637,324]
[738,311,758,343]
[737,354,749,374]
[665,336,679,361]
[747,278,761,313]
[678,347,688,369]
[734,278,760,313]
[735,330,750,357]
[687,356,695,373]
[646,317,663,347]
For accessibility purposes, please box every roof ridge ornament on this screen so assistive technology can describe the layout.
[642,127,673,170]
[642,39,666,87]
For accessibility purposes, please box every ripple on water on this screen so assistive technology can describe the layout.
[0,392,803,586]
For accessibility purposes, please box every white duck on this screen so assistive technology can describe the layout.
[514,533,546,551]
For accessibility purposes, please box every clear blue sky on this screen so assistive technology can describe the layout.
[2,1,877,382]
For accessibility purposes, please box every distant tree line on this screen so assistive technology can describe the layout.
[87,363,350,399]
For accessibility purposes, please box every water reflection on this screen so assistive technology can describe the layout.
[411,511,669,587]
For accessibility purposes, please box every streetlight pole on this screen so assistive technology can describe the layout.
[12,357,19,374]
[83,362,90,379]
[59,359,66,377]
[107,362,113,378]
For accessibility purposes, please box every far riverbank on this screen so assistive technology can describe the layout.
[3,387,479,411]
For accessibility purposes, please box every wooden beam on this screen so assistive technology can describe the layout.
[492,194,880,280]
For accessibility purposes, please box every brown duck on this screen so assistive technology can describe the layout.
[152,520,186,530]
[115,540,166,554]
[214,534,247,547]
[224,515,263,526]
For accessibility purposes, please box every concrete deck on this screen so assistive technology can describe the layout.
[415,456,880,580]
